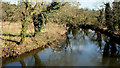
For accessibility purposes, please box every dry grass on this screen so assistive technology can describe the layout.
[2,21,34,34]
[44,22,67,39]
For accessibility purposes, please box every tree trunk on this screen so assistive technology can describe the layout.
[20,16,29,44]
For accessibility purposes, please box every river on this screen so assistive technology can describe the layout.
[2,28,120,67]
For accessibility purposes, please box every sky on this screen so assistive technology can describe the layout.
[79,0,114,10]
[2,0,114,10]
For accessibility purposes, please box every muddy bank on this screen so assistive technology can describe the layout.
[2,39,62,67]
[2,39,62,60]
[1,22,67,59]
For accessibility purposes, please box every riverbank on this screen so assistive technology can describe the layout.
[1,22,67,59]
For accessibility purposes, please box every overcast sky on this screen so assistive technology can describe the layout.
[2,0,114,10]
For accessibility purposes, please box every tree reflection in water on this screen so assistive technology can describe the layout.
[33,53,44,66]
[96,32,102,50]
[53,27,120,57]
[19,59,26,68]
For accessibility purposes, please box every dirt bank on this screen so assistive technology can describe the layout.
[1,22,67,59]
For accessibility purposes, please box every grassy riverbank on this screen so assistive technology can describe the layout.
[1,22,67,58]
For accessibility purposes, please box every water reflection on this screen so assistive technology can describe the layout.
[96,32,102,50]
[2,28,120,66]
[33,53,44,66]
[19,59,26,68]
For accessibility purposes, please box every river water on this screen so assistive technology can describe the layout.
[2,28,120,66]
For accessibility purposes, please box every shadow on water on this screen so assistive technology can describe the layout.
[2,27,120,66]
